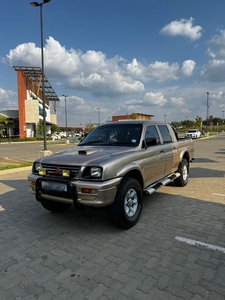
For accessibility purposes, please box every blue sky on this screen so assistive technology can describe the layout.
[1,0,225,126]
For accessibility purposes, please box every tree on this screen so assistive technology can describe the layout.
[126,113,137,120]
[51,123,60,133]
[0,115,8,137]
[85,123,94,133]
[181,119,194,129]
[37,120,44,136]
[171,121,182,129]
[195,116,202,129]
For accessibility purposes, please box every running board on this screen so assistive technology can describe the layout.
[144,172,180,196]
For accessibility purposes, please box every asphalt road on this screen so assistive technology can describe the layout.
[0,140,78,162]
[0,135,225,299]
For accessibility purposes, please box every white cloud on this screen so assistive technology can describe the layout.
[206,29,225,59]
[201,59,225,82]
[126,59,179,82]
[126,59,196,82]
[170,97,186,106]
[126,92,167,108]
[145,61,179,82]
[126,58,145,78]
[181,60,196,76]
[0,87,17,109]
[201,30,225,82]
[6,37,144,98]
[160,17,202,41]
[7,42,40,66]
[6,37,196,99]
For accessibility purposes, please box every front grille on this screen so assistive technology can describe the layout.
[41,163,80,179]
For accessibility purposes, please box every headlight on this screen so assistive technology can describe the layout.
[81,166,102,179]
[34,162,42,172]
[90,167,102,178]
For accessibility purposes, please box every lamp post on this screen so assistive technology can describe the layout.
[206,92,209,128]
[30,0,51,151]
[164,115,167,122]
[62,94,69,144]
[222,110,225,119]
[97,107,101,125]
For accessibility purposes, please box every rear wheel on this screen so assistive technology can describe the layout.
[107,177,143,229]
[41,199,71,213]
[174,158,189,187]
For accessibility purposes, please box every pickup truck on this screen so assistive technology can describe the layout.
[28,121,194,229]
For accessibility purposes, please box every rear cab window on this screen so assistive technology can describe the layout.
[157,125,172,144]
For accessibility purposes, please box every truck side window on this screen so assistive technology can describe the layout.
[145,126,160,147]
[158,125,172,143]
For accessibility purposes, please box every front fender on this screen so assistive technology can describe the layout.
[117,162,144,179]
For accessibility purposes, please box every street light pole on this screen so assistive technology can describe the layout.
[62,94,69,144]
[30,0,51,151]
[206,92,209,128]
[164,115,167,122]
[97,107,101,125]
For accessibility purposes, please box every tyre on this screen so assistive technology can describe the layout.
[41,199,71,213]
[107,177,143,229]
[174,158,189,187]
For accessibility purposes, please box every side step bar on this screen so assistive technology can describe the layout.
[144,172,180,196]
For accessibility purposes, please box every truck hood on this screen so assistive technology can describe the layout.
[38,145,136,165]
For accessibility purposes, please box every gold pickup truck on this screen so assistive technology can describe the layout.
[28,121,194,229]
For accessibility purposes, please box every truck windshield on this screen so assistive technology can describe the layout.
[80,124,142,147]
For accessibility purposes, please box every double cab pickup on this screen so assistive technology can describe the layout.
[28,121,194,229]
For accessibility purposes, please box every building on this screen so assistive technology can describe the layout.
[112,113,154,122]
[1,68,155,139]
[0,110,19,137]
[10,66,59,138]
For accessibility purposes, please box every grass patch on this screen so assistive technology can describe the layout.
[0,158,33,171]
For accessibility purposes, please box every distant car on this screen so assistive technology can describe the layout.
[52,133,61,140]
[185,129,201,139]
[59,132,66,138]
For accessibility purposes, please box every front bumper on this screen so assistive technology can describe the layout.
[28,173,122,207]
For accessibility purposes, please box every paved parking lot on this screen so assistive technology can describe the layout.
[0,135,225,299]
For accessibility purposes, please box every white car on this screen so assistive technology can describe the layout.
[185,129,201,139]
[59,132,66,138]
[52,133,61,140]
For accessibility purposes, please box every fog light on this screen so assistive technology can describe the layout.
[62,170,70,177]
[39,169,46,175]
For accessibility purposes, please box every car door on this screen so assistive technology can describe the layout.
[157,125,179,175]
[142,125,167,187]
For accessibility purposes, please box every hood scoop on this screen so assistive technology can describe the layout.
[77,149,99,155]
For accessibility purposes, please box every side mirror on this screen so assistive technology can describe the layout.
[145,137,157,147]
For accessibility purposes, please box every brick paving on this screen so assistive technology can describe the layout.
[0,135,225,299]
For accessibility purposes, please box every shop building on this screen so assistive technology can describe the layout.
[11,66,59,138]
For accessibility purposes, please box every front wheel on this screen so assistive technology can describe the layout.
[174,158,189,187]
[107,177,143,229]
[41,199,71,213]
